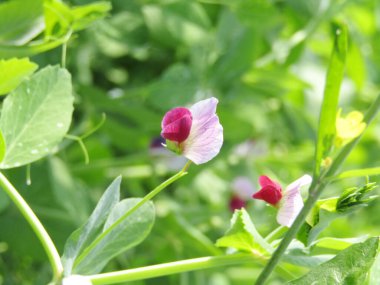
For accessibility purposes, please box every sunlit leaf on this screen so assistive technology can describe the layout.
[288,237,379,285]
[0,65,74,168]
[73,198,155,274]
[61,176,121,276]
[314,21,348,177]
[0,58,38,95]
[0,0,44,45]
[216,208,273,255]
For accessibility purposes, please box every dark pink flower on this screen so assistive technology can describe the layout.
[161,107,192,143]
[160,97,223,164]
[252,175,312,227]
[252,176,283,206]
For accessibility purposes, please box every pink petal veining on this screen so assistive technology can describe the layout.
[276,175,312,227]
[182,97,223,164]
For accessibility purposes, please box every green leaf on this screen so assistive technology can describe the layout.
[313,236,368,251]
[0,58,38,95]
[48,157,90,227]
[73,198,155,274]
[216,208,273,255]
[0,0,44,45]
[288,237,379,285]
[369,244,380,284]
[336,167,380,180]
[314,21,348,177]
[142,2,211,48]
[0,35,70,59]
[0,65,74,168]
[44,0,73,39]
[71,2,112,31]
[0,131,5,164]
[44,0,111,39]
[61,176,121,276]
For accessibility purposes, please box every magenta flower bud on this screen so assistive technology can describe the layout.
[161,107,192,143]
[229,195,246,212]
[252,176,282,206]
[160,97,223,165]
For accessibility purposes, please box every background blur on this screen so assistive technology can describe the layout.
[1,0,380,284]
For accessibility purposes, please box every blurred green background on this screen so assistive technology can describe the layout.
[1,0,380,284]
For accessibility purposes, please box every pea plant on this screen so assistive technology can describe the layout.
[1,1,380,285]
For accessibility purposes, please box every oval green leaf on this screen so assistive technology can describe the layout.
[0,58,38,96]
[73,198,155,275]
[0,65,74,168]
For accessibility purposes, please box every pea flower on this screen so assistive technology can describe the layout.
[252,175,312,227]
[335,109,366,147]
[229,177,255,212]
[161,97,223,164]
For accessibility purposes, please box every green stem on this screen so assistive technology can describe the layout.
[254,181,326,285]
[0,172,63,281]
[61,42,67,68]
[74,161,191,267]
[254,93,380,284]
[88,254,256,284]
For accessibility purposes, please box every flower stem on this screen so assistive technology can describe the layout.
[74,163,190,267]
[88,253,295,285]
[0,172,63,281]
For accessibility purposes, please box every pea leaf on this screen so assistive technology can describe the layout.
[0,0,44,45]
[314,21,348,177]
[288,237,379,285]
[73,198,155,274]
[0,65,74,169]
[0,58,38,96]
[61,176,121,276]
[71,2,112,31]
[216,208,273,255]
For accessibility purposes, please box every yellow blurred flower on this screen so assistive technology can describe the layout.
[335,109,366,147]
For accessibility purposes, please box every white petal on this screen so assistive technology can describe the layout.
[62,275,92,285]
[189,97,218,124]
[285,174,312,193]
[276,189,303,227]
[276,175,312,227]
[183,97,223,164]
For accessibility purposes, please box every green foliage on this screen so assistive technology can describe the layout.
[0,0,110,58]
[336,182,378,212]
[216,208,273,255]
[288,237,379,285]
[74,198,155,275]
[0,0,44,45]
[314,21,348,177]
[0,65,73,169]
[62,177,155,275]
[1,0,380,284]
[298,182,378,246]
[0,58,38,96]
[62,176,121,276]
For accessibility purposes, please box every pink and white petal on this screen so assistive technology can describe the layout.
[276,175,311,227]
[285,174,312,193]
[276,190,303,227]
[190,97,218,126]
[183,115,223,164]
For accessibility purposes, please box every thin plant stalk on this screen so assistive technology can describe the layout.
[0,172,63,281]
